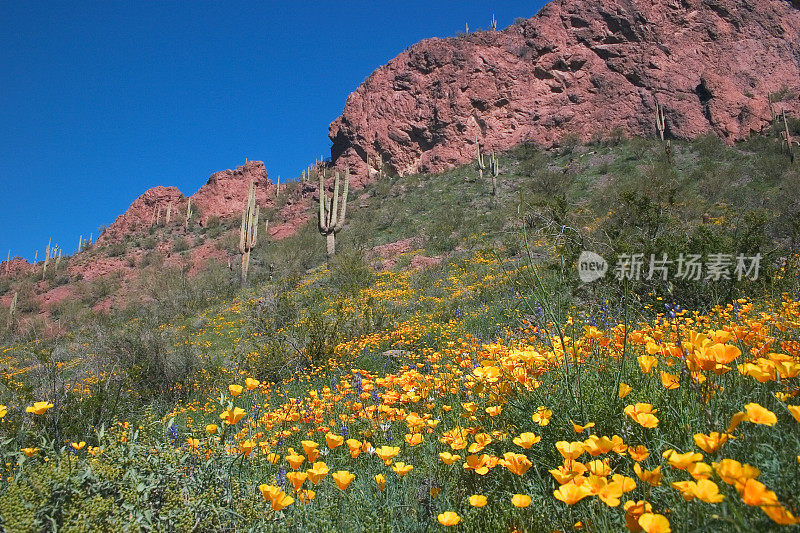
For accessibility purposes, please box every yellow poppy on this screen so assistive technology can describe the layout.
[638,354,657,373]
[553,482,591,505]
[555,441,585,461]
[296,489,316,504]
[404,433,423,446]
[629,445,650,462]
[306,461,329,484]
[219,407,245,425]
[325,432,344,449]
[511,494,532,507]
[638,513,670,533]
[571,420,596,434]
[744,403,777,426]
[469,494,487,507]
[332,470,355,490]
[501,452,532,476]
[392,462,413,477]
[26,401,54,415]
[512,432,541,449]
[531,406,552,426]
[660,371,680,390]
[693,432,729,454]
[618,383,632,399]
[271,491,294,511]
[437,511,461,526]
[375,445,400,465]
[624,404,659,428]
[438,452,461,465]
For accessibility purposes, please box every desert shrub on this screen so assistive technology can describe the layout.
[139,250,164,269]
[49,297,93,328]
[205,216,223,239]
[250,222,324,284]
[14,281,40,314]
[140,236,157,250]
[89,316,198,402]
[172,237,189,253]
[105,242,126,258]
[76,273,121,307]
[126,262,236,324]
[327,247,375,297]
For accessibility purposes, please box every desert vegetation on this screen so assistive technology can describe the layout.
[0,131,799,531]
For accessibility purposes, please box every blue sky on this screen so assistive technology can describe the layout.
[0,1,546,261]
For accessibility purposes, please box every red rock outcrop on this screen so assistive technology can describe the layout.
[98,186,186,244]
[190,161,276,224]
[98,161,280,244]
[329,0,800,177]
[0,258,33,278]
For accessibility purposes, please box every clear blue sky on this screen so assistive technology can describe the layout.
[0,1,546,261]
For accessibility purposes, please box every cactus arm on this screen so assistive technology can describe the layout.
[238,209,247,254]
[252,205,259,244]
[334,167,350,232]
[319,171,328,232]
[330,172,340,229]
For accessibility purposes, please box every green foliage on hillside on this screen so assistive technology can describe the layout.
[0,133,799,531]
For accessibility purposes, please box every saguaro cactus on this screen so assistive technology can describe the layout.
[476,142,485,180]
[489,152,499,197]
[42,238,51,279]
[238,181,259,286]
[185,199,193,228]
[7,292,17,329]
[655,101,672,162]
[318,167,350,258]
[781,110,799,162]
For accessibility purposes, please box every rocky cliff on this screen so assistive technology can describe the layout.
[329,0,800,178]
[98,161,278,244]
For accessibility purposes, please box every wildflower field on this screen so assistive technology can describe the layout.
[1,137,799,531]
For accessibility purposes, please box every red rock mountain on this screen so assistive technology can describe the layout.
[98,161,279,244]
[329,0,800,177]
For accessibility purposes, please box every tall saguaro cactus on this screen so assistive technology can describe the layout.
[7,292,17,330]
[238,181,259,286]
[476,142,486,180]
[185,199,193,228]
[781,110,799,162]
[318,167,350,258]
[655,101,672,162]
[42,238,52,279]
[489,152,499,197]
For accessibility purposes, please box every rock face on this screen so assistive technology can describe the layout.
[98,186,185,244]
[191,160,276,224]
[99,161,278,244]
[0,258,33,277]
[329,0,800,177]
